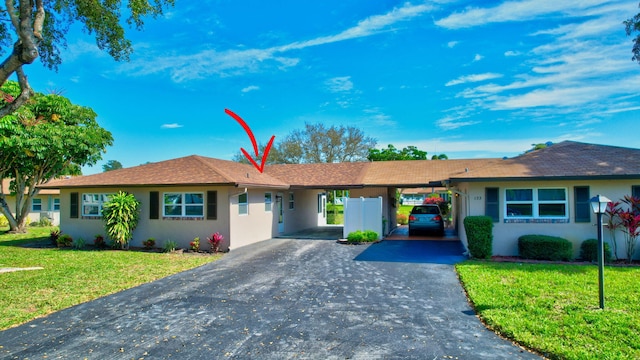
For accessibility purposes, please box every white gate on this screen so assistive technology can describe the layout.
[343,197,382,240]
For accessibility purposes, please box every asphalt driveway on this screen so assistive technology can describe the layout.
[0,239,541,359]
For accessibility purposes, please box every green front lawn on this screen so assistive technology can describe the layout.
[0,226,221,330]
[456,261,640,359]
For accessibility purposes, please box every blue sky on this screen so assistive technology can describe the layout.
[24,0,640,174]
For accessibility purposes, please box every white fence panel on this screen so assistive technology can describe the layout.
[343,197,382,240]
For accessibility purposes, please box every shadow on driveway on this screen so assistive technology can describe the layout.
[354,240,468,264]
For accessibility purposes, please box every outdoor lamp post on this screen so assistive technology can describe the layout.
[590,194,611,310]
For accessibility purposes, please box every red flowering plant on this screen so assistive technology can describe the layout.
[190,237,200,252]
[422,196,450,217]
[207,232,224,253]
[619,195,640,263]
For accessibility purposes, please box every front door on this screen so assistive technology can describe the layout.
[276,193,284,233]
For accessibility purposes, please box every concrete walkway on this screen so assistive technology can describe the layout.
[0,238,541,359]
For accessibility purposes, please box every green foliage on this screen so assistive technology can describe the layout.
[580,239,612,263]
[0,214,8,227]
[346,230,378,242]
[163,240,178,253]
[73,237,86,250]
[518,235,573,261]
[94,234,106,248]
[0,81,113,232]
[463,216,493,259]
[624,3,640,64]
[35,217,53,227]
[234,123,376,164]
[190,237,200,252]
[143,238,156,249]
[397,213,408,225]
[56,234,72,247]
[50,228,60,246]
[102,160,123,172]
[101,191,140,249]
[368,144,431,161]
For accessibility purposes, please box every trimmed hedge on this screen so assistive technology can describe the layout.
[580,239,612,263]
[518,235,573,261]
[463,216,493,259]
[347,230,379,243]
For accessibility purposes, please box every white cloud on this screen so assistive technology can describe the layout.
[121,3,434,82]
[447,41,459,48]
[473,54,483,62]
[504,50,521,57]
[161,123,183,129]
[445,73,503,86]
[325,76,354,93]
[241,85,260,93]
[434,0,607,29]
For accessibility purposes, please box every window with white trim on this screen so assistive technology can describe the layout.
[505,188,567,218]
[31,198,42,211]
[239,193,248,215]
[163,192,204,217]
[288,192,295,210]
[265,192,272,212]
[82,193,113,216]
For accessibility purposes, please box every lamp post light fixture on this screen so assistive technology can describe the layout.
[590,194,611,310]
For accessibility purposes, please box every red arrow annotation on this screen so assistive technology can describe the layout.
[225,108,275,173]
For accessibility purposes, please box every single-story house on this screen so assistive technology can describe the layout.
[1,179,61,225]
[40,141,640,259]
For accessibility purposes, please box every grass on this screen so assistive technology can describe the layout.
[0,226,222,330]
[327,203,344,224]
[456,261,640,359]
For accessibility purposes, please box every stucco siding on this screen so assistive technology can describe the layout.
[229,189,276,250]
[2,194,60,225]
[455,179,640,259]
[59,186,231,251]
[281,190,324,233]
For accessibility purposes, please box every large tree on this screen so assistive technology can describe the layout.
[102,160,123,172]
[625,3,640,64]
[0,81,113,232]
[368,144,433,161]
[234,123,376,164]
[0,0,174,118]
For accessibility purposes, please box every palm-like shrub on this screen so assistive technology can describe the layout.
[101,191,140,249]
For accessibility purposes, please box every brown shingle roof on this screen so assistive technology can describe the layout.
[451,141,640,181]
[2,179,59,195]
[37,141,640,190]
[265,162,369,188]
[40,155,289,189]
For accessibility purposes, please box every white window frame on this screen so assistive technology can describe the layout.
[31,198,42,211]
[163,192,204,218]
[239,192,248,215]
[265,192,272,212]
[505,187,568,219]
[82,193,113,217]
[288,192,295,210]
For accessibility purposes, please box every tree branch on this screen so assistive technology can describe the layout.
[0,66,33,118]
[33,0,44,39]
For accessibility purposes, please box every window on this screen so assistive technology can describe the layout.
[485,188,499,222]
[82,193,112,216]
[239,193,248,215]
[633,185,640,199]
[574,186,591,223]
[31,198,42,211]
[53,198,60,211]
[505,188,567,218]
[265,192,272,212]
[163,192,204,217]
[288,192,295,210]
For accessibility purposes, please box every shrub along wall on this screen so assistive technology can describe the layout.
[463,216,493,259]
[518,235,573,261]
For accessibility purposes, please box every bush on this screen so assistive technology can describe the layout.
[142,238,156,249]
[37,217,52,227]
[50,229,61,246]
[0,214,8,227]
[463,216,493,259]
[163,240,178,253]
[580,239,612,263]
[73,237,86,250]
[56,234,73,247]
[347,230,379,243]
[397,213,408,225]
[518,235,573,261]
[94,234,106,248]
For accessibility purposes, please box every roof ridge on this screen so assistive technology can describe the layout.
[191,155,240,184]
